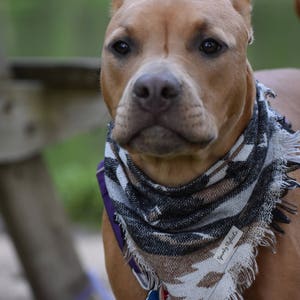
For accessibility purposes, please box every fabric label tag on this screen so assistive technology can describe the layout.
[214,226,243,264]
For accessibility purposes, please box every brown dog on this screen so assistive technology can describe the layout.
[100,0,300,299]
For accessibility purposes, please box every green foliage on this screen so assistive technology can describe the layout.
[8,0,110,57]
[7,0,300,67]
[43,128,107,226]
[248,0,300,69]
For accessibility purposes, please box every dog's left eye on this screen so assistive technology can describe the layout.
[199,39,223,55]
[111,40,131,56]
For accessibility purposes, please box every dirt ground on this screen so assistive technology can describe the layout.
[0,219,113,300]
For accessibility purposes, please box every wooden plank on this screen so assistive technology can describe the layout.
[0,81,110,163]
[0,49,10,80]
[0,155,90,300]
[0,52,10,123]
[10,57,101,90]
[1,58,109,163]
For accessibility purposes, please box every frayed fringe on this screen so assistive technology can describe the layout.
[114,214,161,290]
[256,82,277,100]
[270,126,300,208]
[224,122,300,300]
[277,130,300,164]
[223,226,276,300]
[283,176,300,189]
[278,200,298,215]
[227,291,244,300]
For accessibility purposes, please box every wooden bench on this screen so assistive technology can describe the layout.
[0,52,109,300]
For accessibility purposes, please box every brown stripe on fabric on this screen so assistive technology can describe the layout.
[208,141,245,179]
[197,272,224,288]
[193,178,237,205]
[139,240,219,284]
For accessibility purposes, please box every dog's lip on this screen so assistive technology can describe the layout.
[131,125,183,141]
[126,125,215,149]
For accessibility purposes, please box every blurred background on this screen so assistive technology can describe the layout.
[0,0,299,299]
[4,0,300,227]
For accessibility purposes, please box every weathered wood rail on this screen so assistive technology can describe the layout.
[0,53,109,300]
[1,57,108,162]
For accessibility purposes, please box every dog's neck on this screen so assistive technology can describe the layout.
[130,64,256,186]
[130,153,226,186]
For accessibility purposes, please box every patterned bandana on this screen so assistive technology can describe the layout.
[102,82,300,300]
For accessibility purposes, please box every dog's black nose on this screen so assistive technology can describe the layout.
[133,72,181,114]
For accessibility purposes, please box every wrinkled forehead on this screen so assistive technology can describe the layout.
[106,0,248,46]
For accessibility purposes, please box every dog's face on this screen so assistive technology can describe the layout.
[101,0,254,158]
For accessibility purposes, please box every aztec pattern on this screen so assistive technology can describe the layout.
[102,83,300,300]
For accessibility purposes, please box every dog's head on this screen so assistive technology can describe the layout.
[101,0,255,182]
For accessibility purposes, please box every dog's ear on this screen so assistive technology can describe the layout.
[230,0,254,44]
[296,0,300,18]
[111,0,124,14]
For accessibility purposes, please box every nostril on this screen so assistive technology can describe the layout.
[162,87,171,99]
[161,84,180,99]
[133,80,151,99]
[137,86,150,98]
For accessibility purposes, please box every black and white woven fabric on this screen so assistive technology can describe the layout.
[103,82,300,300]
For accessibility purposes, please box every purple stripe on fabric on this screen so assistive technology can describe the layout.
[97,161,124,250]
[97,161,142,274]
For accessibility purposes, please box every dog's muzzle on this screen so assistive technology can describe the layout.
[112,66,218,156]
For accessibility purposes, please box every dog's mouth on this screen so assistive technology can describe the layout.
[119,125,216,157]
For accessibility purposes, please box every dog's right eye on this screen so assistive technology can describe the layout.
[111,40,131,56]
